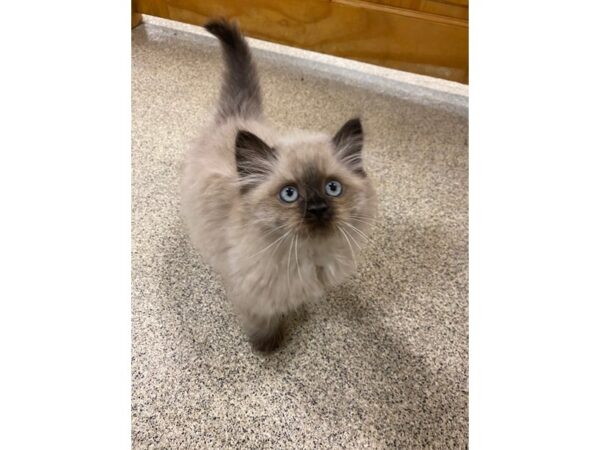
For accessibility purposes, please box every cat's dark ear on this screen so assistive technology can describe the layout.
[235,130,276,189]
[332,118,365,176]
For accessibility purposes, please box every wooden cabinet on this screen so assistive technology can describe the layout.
[133,0,468,83]
[366,0,468,20]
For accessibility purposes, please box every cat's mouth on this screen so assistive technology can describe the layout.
[301,217,335,237]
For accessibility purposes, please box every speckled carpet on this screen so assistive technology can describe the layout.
[132,18,468,449]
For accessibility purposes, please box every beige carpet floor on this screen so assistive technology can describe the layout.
[132,18,468,449]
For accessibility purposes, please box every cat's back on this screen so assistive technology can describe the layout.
[185,118,276,177]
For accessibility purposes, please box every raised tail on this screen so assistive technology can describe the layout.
[204,19,263,120]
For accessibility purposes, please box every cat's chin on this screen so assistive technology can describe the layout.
[301,222,336,239]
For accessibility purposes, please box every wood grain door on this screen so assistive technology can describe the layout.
[133,0,468,83]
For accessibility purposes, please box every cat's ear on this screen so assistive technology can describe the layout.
[332,118,365,176]
[235,130,277,187]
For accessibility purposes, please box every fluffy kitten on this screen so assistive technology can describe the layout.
[182,19,377,352]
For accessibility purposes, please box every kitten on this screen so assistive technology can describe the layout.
[181,19,377,352]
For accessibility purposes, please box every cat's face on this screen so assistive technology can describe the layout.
[236,118,375,239]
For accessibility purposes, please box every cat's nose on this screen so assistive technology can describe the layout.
[307,201,329,218]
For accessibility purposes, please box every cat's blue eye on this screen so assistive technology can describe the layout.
[325,180,343,197]
[279,185,299,203]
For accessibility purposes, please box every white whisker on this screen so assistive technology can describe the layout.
[340,223,364,250]
[294,234,304,285]
[350,213,380,221]
[337,225,357,269]
[349,218,379,228]
[349,215,381,227]
[271,229,289,256]
[227,222,288,234]
[248,229,291,259]
[259,223,290,239]
[287,232,295,290]
[341,220,371,243]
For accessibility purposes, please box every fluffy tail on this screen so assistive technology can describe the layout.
[204,19,262,120]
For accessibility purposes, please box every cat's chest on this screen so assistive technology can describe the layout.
[305,250,346,288]
[278,246,335,287]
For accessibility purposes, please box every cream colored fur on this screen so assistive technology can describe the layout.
[182,117,376,343]
[181,20,376,350]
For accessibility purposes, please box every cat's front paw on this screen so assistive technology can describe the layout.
[249,326,284,353]
[247,319,285,353]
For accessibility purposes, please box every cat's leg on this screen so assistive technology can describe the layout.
[241,312,285,353]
